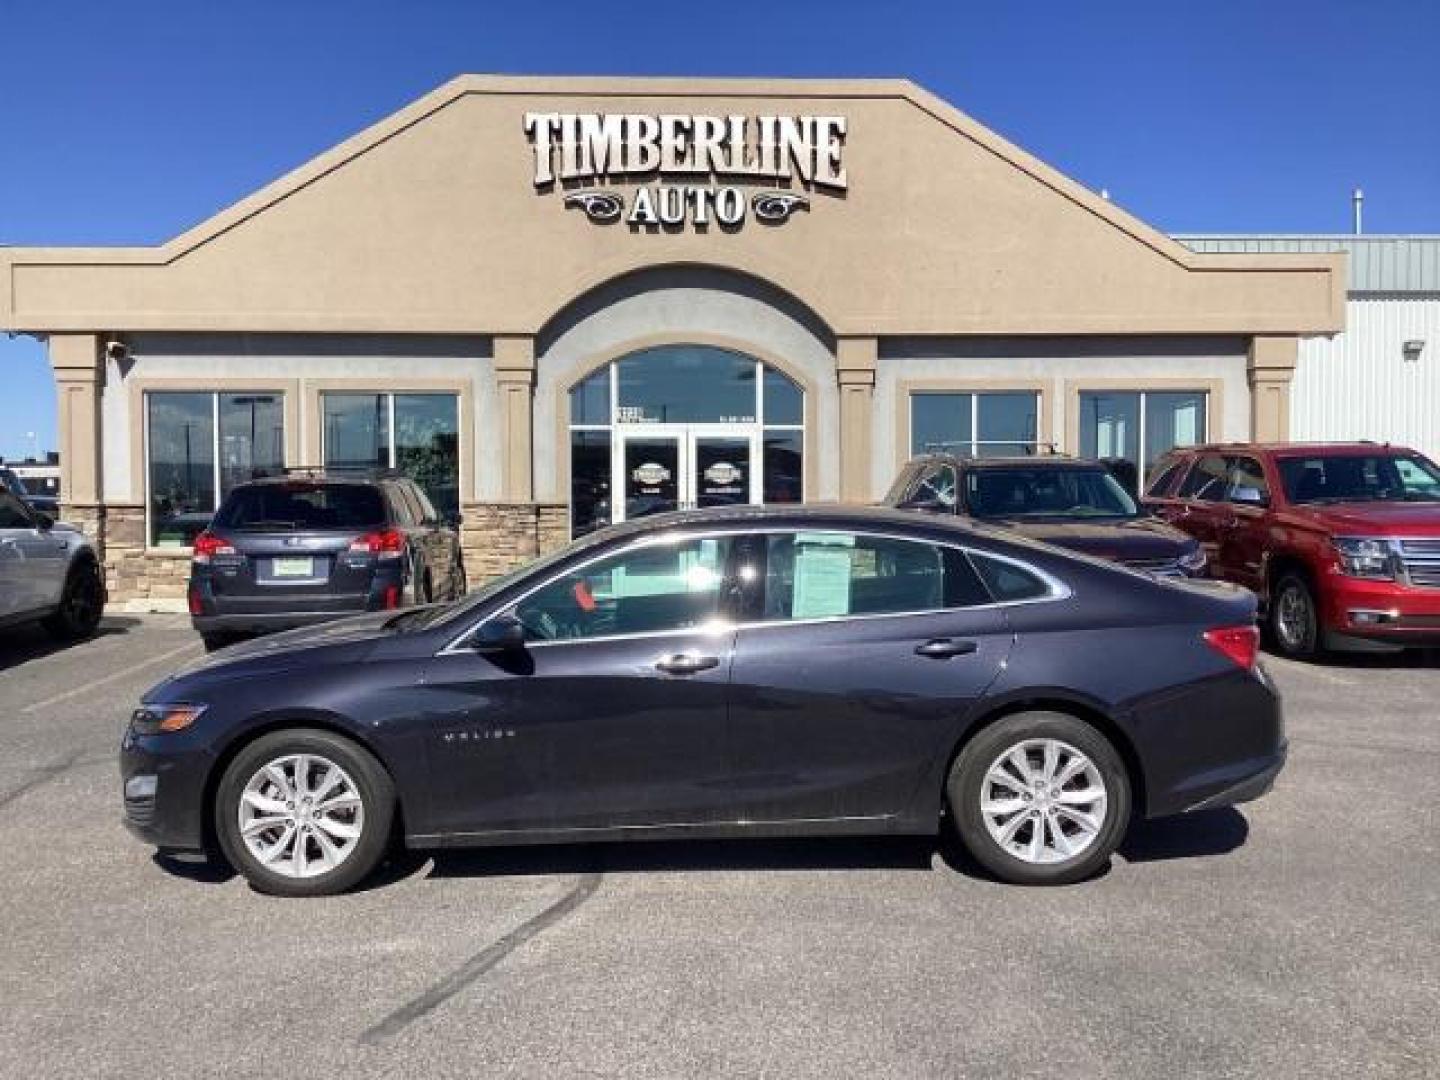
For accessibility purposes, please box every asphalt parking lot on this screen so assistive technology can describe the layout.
[0,616,1436,1079]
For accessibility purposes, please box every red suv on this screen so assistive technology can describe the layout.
[1144,443,1440,659]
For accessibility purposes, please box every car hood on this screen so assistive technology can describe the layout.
[1290,502,1440,536]
[977,516,1196,560]
[153,611,404,694]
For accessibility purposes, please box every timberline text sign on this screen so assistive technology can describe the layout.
[524,112,847,229]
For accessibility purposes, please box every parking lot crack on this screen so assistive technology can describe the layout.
[0,750,105,812]
[358,869,603,1045]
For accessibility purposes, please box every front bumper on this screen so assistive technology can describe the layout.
[119,725,215,853]
[1321,573,1440,648]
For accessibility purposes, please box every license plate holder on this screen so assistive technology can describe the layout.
[270,556,315,579]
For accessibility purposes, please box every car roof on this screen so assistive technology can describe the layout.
[1167,442,1420,459]
[233,473,392,487]
[905,452,1109,470]
[583,503,1012,547]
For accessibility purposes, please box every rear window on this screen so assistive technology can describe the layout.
[213,483,387,531]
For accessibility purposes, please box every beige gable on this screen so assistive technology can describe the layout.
[0,75,1343,336]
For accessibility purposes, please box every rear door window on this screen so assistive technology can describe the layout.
[756,531,989,621]
[908,465,959,510]
[1177,454,1229,502]
[213,483,387,531]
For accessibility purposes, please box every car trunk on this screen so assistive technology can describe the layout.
[207,530,377,602]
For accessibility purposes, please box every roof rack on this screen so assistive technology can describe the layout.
[920,440,1063,457]
[270,465,406,480]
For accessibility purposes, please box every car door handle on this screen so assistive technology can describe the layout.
[655,653,720,675]
[914,638,979,659]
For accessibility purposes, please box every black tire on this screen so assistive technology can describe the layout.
[1269,572,1320,660]
[200,633,232,654]
[214,728,395,897]
[948,711,1131,886]
[41,560,104,641]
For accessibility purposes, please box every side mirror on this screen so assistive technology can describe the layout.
[34,511,54,530]
[470,612,525,652]
[444,511,464,529]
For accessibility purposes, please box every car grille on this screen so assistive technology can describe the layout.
[1121,557,1183,577]
[1400,540,1440,588]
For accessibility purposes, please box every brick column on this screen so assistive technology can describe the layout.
[1248,335,1299,443]
[494,335,535,502]
[49,334,105,544]
[837,337,877,503]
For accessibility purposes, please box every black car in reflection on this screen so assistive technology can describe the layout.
[121,505,1284,896]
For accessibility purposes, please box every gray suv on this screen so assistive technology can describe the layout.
[0,476,106,640]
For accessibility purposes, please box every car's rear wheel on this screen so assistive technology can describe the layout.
[1269,572,1320,659]
[214,729,395,897]
[42,560,104,641]
[948,712,1130,886]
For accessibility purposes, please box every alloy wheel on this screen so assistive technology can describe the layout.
[1275,583,1311,650]
[237,753,365,879]
[980,738,1108,865]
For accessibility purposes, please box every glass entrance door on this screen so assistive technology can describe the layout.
[615,428,760,523]
[619,433,682,523]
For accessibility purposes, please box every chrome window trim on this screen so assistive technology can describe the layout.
[436,524,1072,656]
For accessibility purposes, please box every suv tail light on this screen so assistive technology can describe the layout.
[349,528,406,560]
[191,531,236,565]
[1203,625,1259,671]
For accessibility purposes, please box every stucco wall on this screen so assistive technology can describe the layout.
[104,333,498,503]
[873,337,1250,497]
[533,267,839,503]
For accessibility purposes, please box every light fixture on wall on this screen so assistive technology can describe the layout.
[1402,339,1425,363]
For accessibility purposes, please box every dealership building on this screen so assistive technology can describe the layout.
[0,76,1348,607]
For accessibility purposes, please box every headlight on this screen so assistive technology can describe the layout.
[1178,546,1207,574]
[1332,537,1399,580]
[130,703,207,735]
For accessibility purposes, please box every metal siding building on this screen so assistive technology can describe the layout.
[1179,236,1440,459]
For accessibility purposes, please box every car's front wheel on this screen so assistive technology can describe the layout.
[214,729,395,897]
[948,712,1131,885]
[42,560,104,641]
[1269,572,1320,659]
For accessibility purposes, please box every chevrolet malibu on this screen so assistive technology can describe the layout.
[121,505,1284,896]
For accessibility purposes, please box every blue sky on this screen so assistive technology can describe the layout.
[2,0,1437,460]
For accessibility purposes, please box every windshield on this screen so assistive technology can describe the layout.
[966,467,1139,519]
[213,482,387,531]
[1278,454,1440,504]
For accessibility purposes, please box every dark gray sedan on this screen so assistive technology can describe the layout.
[122,505,1283,896]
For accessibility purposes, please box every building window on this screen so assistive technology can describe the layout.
[566,345,804,540]
[321,392,460,517]
[910,391,1040,457]
[1078,390,1207,489]
[146,391,285,547]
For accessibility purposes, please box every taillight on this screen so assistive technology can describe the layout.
[348,529,405,560]
[1203,625,1259,670]
[382,584,401,609]
[187,586,203,616]
[191,531,235,565]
